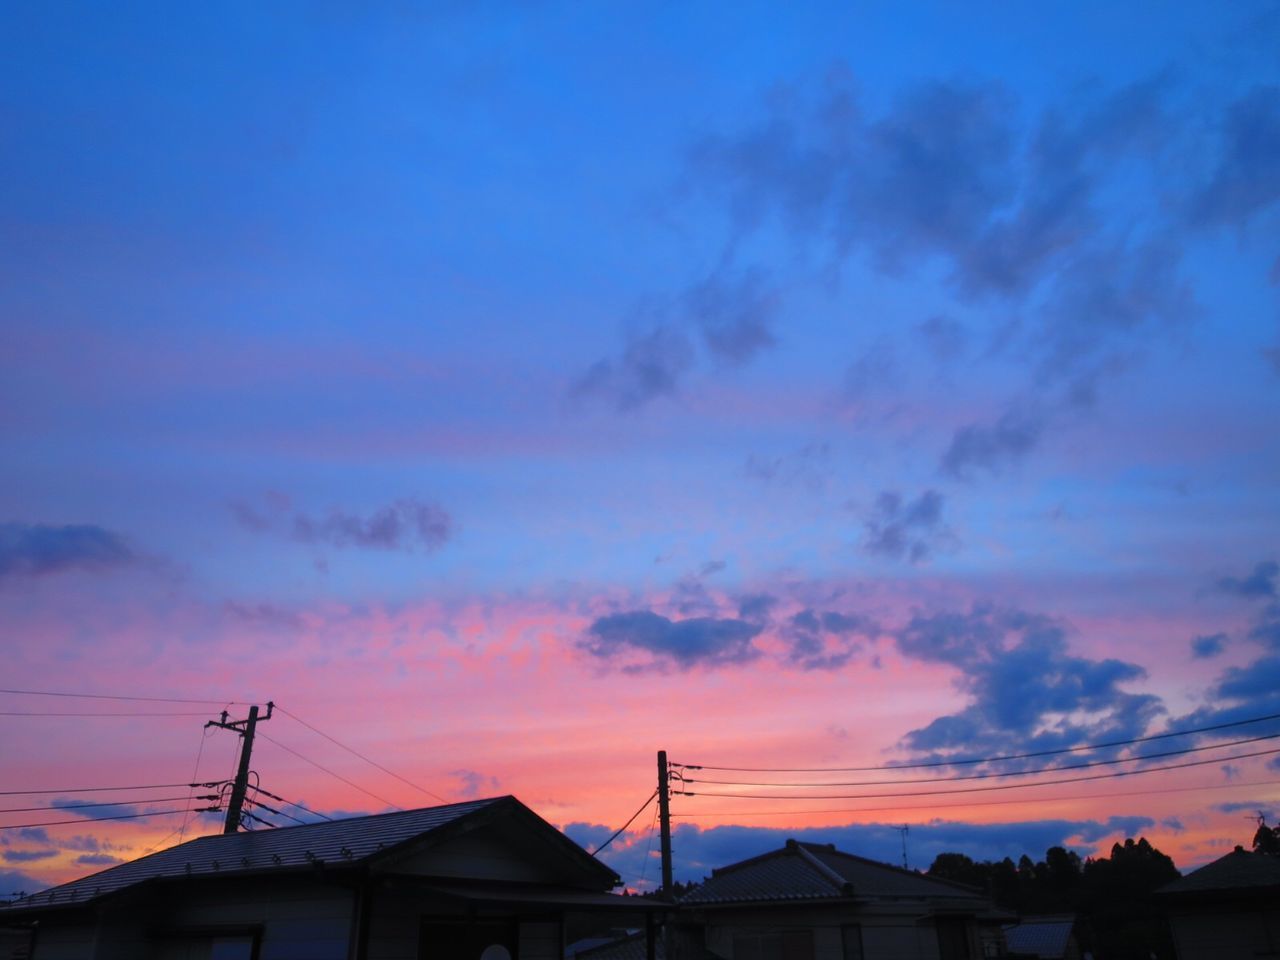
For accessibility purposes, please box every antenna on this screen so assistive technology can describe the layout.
[898,824,910,870]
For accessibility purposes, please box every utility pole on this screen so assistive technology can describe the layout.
[207,702,273,834]
[657,750,673,898]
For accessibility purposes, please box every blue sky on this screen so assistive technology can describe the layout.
[2,0,1279,892]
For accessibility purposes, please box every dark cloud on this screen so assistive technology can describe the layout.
[2,849,57,863]
[686,270,779,365]
[1216,560,1278,598]
[1035,238,1198,395]
[736,592,778,622]
[231,494,452,553]
[896,605,1162,765]
[1190,85,1280,227]
[74,853,123,867]
[0,867,42,897]
[781,608,877,670]
[581,610,762,671]
[1164,652,1280,753]
[687,72,1205,474]
[0,522,134,579]
[940,408,1044,479]
[862,489,953,564]
[49,798,140,821]
[1215,801,1275,816]
[1190,633,1228,659]
[571,325,696,411]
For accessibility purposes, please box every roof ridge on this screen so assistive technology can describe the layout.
[793,841,986,895]
[789,841,853,895]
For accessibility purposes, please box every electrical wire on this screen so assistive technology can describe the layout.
[0,808,206,830]
[682,731,1280,788]
[672,709,1280,773]
[240,809,279,830]
[0,781,224,797]
[0,711,214,717]
[0,688,248,705]
[276,705,449,804]
[251,784,334,822]
[671,777,1280,818]
[590,790,658,856]
[180,726,215,845]
[0,795,218,814]
[246,788,310,826]
[638,799,660,887]
[257,731,400,810]
[675,745,1280,801]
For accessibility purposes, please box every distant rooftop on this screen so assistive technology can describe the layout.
[680,838,986,906]
[1160,846,1280,896]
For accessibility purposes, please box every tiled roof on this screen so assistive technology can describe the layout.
[680,839,984,906]
[1003,917,1076,958]
[1159,847,1280,895]
[1,796,504,913]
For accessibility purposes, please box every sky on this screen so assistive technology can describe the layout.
[2,0,1280,896]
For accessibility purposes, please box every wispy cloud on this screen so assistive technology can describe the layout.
[231,494,453,553]
[0,522,135,580]
[862,489,954,563]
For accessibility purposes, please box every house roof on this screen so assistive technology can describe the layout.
[1,795,616,915]
[1002,916,1076,958]
[1159,847,1280,896]
[680,839,986,906]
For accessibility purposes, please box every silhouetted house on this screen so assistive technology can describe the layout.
[1001,915,1082,959]
[0,796,663,960]
[672,839,1007,960]
[1157,845,1280,960]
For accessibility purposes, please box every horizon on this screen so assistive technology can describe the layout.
[3,1,1279,897]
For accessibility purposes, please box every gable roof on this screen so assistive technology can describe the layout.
[1,795,615,914]
[1159,846,1280,896]
[680,839,986,906]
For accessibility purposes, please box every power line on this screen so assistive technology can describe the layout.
[239,809,279,830]
[682,731,1280,789]
[0,711,213,717]
[245,792,308,827]
[0,795,218,814]
[251,784,334,823]
[675,746,1280,801]
[257,731,400,811]
[0,781,225,797]
[276,705,449,804]
[673,710,1280,773]
[670,776,1280,818]
[0,688,249,705]
[590,790,659,856]
[0,807,211,830]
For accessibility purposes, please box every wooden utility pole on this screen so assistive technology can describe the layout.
[657,750,673,897]
[207,701,273,833]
